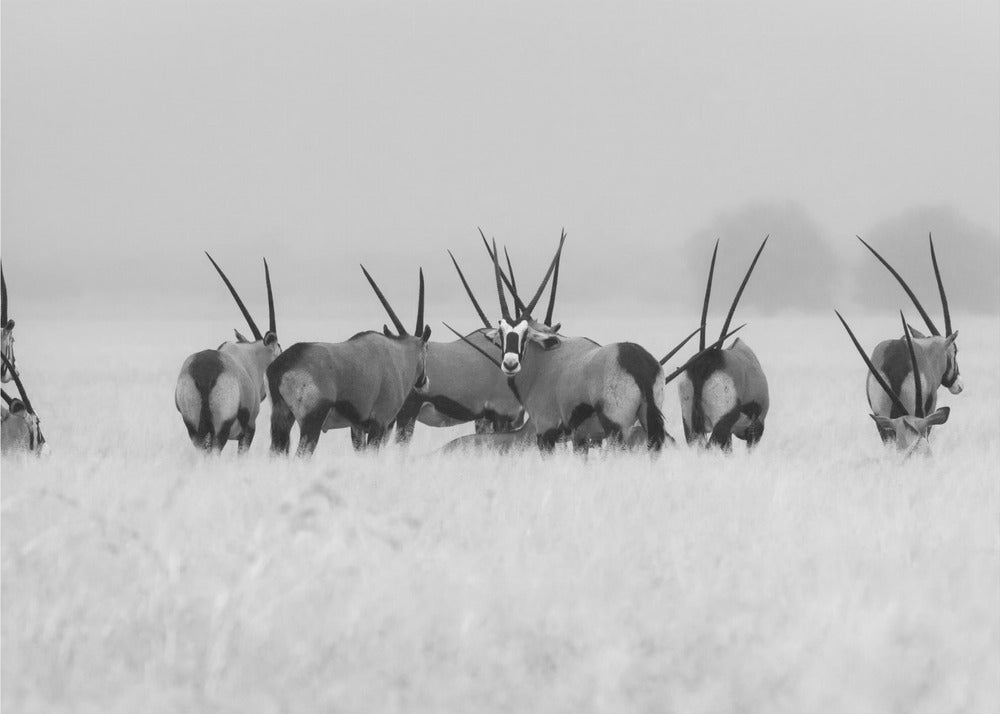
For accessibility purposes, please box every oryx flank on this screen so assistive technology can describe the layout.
[837,310,950,455]
[455,233,668,452]
[2,264,17,384]
[267,266,431,457]
[175,253,281,452]
[1,354,45,454]
[678,238,770,450]
[857,234,962,441]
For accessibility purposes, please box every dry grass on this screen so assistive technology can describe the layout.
[3,314,998,713]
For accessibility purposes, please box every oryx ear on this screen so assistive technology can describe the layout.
[926,406,950,426]
[383,324,393,337]
[5,319,13,330]
[945,331,959,346]
[263,331,278,346]
[421,325,432,343]
[234,329,250,343]
[9,399,25,414]
[906,324,927,339]
[550,322,561,332]
[526,327,562,350]
[483,327,500,342]
[870,413,895,432]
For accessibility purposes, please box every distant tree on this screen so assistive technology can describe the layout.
[681,201,839,315]
[853,206,999,317]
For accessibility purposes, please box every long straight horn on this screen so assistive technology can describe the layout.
[415,268,425,335]
[835,310,909,415]
[663,324,746,385]
[263,258,276,335]
[1,389,11,407]
[479,228,527,315]
[442,322,502,369]
[1,262,7,325]
[544,229,565,326]
[658,326,701,365]
[719,235,768,342]
[901,312,924,417]
[448,251,491,328]
[521,231,567,317]
[490,238,513,321]
[205,252,263,341]
[504,247,518,301]
[360,265,407,336]
[857,236,940,336]
[0,354,32,413]
[928,233,952,336]
[699,240,719,350]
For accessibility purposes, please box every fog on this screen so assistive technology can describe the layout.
[2,0,998,323]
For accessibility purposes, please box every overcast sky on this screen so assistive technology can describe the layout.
[2,0,997,322]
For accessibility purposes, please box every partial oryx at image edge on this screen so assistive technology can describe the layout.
[393,232,557,443]
[267,266,431,457]
[453,233,669,452]
[1,354,45,455]
[174,253,281,452]
[677,237,770,450]
[857,234,962,442]
[836,310,950,455]
[2,264,17,384]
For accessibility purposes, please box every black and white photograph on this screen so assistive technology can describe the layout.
[2,1,998,711]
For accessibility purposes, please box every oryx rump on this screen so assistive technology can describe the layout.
[175,254,281,452]
[678,238,770,450]
[267,267,431,457]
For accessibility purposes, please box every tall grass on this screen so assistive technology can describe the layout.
[3,315,998,713]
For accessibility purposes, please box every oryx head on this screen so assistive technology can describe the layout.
[466,231,565,376]
[206,253,282,359]
[1,354,44,454]
[837,310,951,456]
[1,263,16,384]
[360,265,432,393]
[858,234,962,394]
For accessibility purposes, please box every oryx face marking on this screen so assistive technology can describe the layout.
[496,320,529,375]
[942,339,962,394]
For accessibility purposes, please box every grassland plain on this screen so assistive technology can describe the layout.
[2,314,998,713]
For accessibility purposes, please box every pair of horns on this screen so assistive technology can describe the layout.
[361,266,425,336]
[489,230,566,323]
[205,253,276,341]
[699,237,769,350]
[0,354,32,413]
[858,234,952,337]
[660,323,746,385]
[836,310,925,418]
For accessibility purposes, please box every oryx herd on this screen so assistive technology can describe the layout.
[0,232,964,458]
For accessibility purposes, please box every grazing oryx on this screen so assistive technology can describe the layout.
[678,238,770,450]
[175,254,281,452]
[857,234,962,441]
[837,310,950,455]
[2,264,17,384]
[267,267,431,457]
[1,355,45,454]
[453,235,669,452]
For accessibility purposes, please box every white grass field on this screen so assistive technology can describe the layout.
[3,314,998,713]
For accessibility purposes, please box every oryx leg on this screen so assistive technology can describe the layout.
[708,407,743,451]
[235,408,254,454]
[394,394,422,444]
[350,427,366,450]
[297,405,332,457]
[739,402,764,448]
[364,422,387,449]
[270,397,296,455]
[537,427,563,452]
[214,419,236,453]
[474,418,494,434]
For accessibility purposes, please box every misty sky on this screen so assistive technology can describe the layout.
[2,0,998,321]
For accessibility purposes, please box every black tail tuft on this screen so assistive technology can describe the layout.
[617,342,666,451]
[266,357,296,454]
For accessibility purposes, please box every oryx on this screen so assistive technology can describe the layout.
[677,238,770,450]
[837,310,950,455]
[857,234,962,441]
[2,264,17,383]
[267,266,431,457]
[174,253,281,452]
[452,234,668,452]
[1,355,44,454]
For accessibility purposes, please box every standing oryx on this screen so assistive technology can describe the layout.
[837,310,950,455]
[453,234,669,452]
[2,264,17,384]
[267,266,431,457]
[677,238,770,450]
[175,253,281,453]
[1,354,45,454]
[857,234,962,441]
